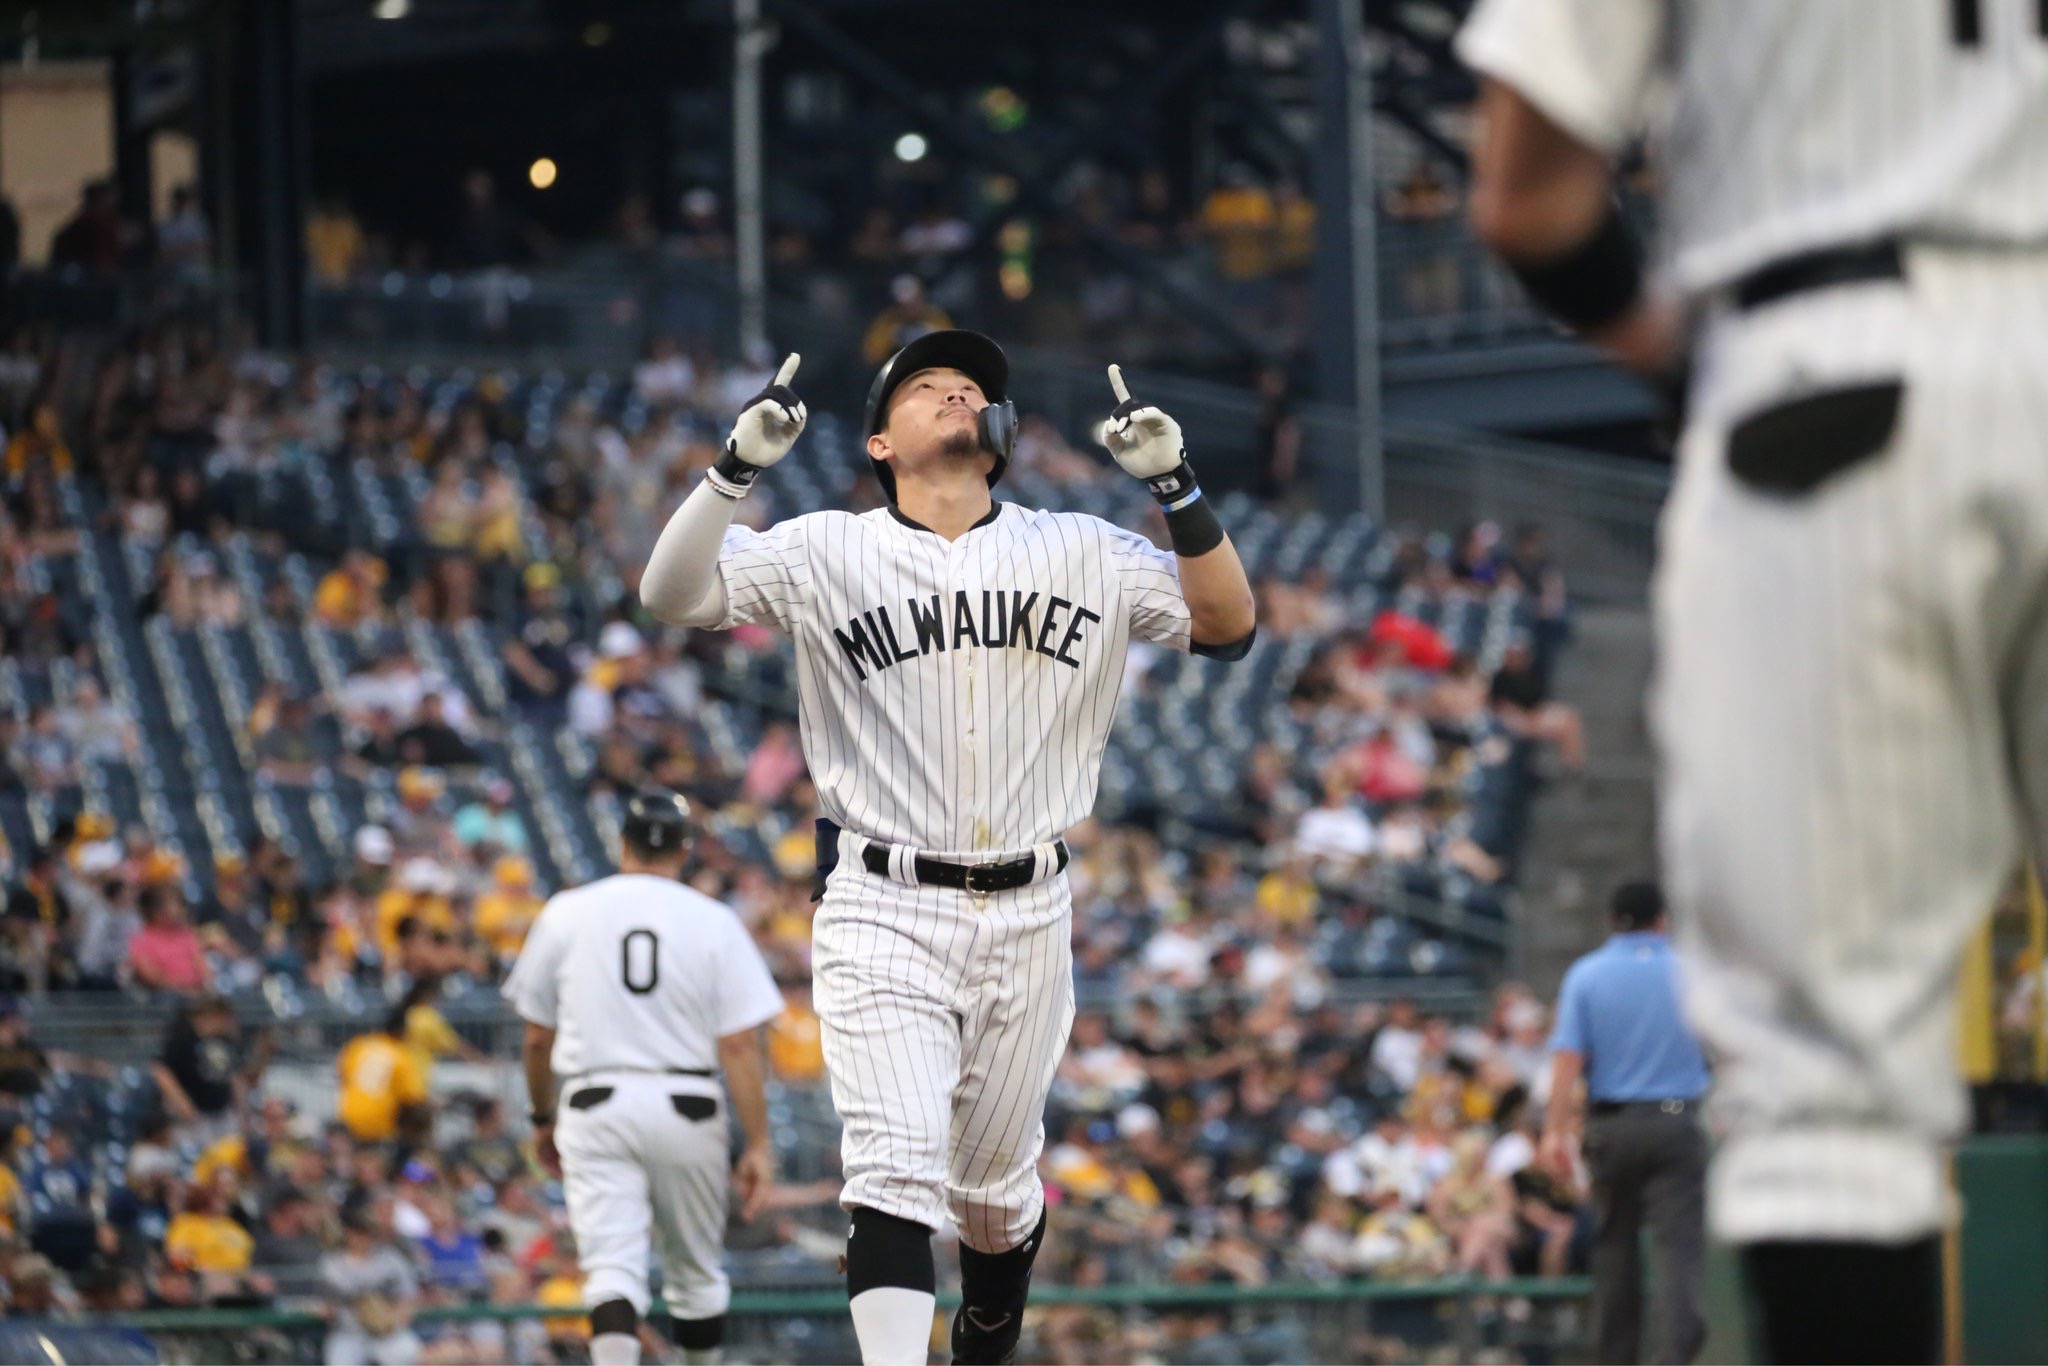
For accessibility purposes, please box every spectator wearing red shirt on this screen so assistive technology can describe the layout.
[1357,728,1430,806]
[1365,610,1454,673]
[129,887,211,996]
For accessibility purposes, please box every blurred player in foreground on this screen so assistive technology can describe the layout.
[1461,2,2048,1360]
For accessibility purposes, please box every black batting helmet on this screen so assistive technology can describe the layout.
[861,328,1016,502]
[620,787,692,857]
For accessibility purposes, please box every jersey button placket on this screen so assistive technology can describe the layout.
[952,539,989,885]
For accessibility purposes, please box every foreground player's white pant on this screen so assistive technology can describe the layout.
[556,1073,733,1318]
[814,834,1076,1253]
[1654,243,2048,1245]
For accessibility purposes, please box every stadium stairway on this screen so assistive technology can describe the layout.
[1510,603,1659,992]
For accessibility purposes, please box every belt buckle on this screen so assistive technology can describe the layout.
[964,862,1003,894]
[1661,1099,1686,1115]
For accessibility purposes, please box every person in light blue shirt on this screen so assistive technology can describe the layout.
[452,774,529,855]
[1543,882,1708,1366]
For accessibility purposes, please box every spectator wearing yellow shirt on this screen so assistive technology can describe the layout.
[165,1179,254,1274]
[375,859,458,959]
[1255,857,1319,929]
[472,466,526,564]
[0,1131,24,1237]
[3,402,73,479]
[1199,170,1279,281]
[314,550,388,628]
[337,1012,432,1145]
[475,856,543,964]
[536,1246,591,1352]
[399,978,481,1085]
[306,196,367,285]
[768,981,827,1084]
[1271,179,1316,274]
[192,1132,253,1189]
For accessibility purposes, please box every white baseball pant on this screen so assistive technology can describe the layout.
[555,1071,733,1318]
[1654,243,2048,1244]
[813,832,1076,1254]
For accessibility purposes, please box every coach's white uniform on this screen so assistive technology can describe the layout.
[503,874,783,1316]
[711,500,1195,1249]
[1463,0,2048,1244]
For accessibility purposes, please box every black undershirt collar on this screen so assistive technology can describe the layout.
[888,502,1003,536]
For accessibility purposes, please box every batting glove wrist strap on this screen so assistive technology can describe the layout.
[1142,457,1201,508]
[1505,199,1645,333]
[707,446,763,499]
[1159,477,1226,558]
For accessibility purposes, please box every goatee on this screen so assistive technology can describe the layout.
[938,427,981,460]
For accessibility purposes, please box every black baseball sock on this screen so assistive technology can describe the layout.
[952,1208,1046,1366]
[1742,1236,1942,1365]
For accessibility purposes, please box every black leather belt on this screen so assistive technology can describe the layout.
[860,840,1070,893]
[1591,1098,1698,1117]
[1733,239,1903,312]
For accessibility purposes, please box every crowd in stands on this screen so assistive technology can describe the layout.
[0,314,1588,1358]
[8,137,1506,373]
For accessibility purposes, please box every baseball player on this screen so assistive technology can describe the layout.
[504,789,783,1366]
[1459,2,2048,1361]
[640,330,1256,1364]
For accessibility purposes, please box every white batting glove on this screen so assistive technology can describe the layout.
[1100,364,1186,480]
[708,354,804,498]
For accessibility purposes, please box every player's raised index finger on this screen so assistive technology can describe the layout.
[775,353,802,388]
[1107,364,1131,405]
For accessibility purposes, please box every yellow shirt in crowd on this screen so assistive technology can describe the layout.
[537,1275,590,1341]
[0,1164,21,1235]
[374,888,456,958]
[165,1212,254,1273]
[313,559,387,627]
[193,1134,251,1188]
[475,888,542,960]
[768,1004,826,1083]
[1200,185,1278,280]
[1255,869,1318,928]
[337,1032,430,1142]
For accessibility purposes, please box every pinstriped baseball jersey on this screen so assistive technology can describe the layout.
[1458,0,2048,297]
[711,501,1193,852]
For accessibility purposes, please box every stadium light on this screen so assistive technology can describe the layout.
[528,158,559,190]
[893,132,929,164]
[372,0,411,18]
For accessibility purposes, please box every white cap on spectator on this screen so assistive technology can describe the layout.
[78,842,121,876]
[600,622,645,659]
[129,1145,179,1183]
[1116,1103,1160,1139]
[400,857,449,894]
[354,826,395,866]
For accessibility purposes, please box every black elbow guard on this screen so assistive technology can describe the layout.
[1192,626,1256,662]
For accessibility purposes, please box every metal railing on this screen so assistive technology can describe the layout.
[33,1277,1593,1365]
